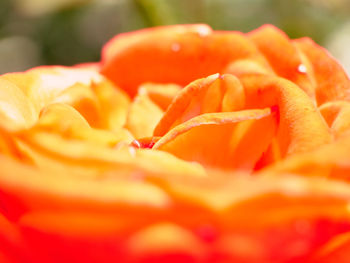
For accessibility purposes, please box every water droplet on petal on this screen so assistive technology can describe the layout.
[298,64,307,73]
[132,137,160,149]
[131,139,141,148]
[171,43,181,52]
[197,26,210,37]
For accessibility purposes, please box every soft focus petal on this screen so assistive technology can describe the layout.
[100,24,271,96]
[1,157,350,262]
[125,91,164,139]
[258,135,350,179]
[294,37,350,105]
[0,78,37,130]
[310,232,350,263]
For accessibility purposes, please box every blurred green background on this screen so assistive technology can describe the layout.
[0,0,349,74]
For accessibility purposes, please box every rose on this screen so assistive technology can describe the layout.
[0,24,350,263]
[101,24,350,175]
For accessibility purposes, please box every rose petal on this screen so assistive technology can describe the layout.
[309,232,350,263]
[0,214,29,263]
[1,150,350,262]
[101,24,270,96]
[154,108,276,170]
[154,74,245,136]
[91,80,130,131]
[294,37,350,105]
[2,66,103,113]
[34,103,134,147]
[319,101,350,139]
[241,75,331,156]
[137,83,181,111]
[249,25,316,99]
[258,135,350,179]
[125,92,164,139]
[224,59,273,77]
[0,78,37,131]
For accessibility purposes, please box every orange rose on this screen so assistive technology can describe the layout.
[0,24,350,263]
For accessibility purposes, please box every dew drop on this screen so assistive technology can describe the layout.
[131,139,141,148]
[131,137,159,149]
[297,64,307,73]
[197,26,210,37]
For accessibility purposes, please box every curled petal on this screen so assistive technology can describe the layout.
[241,75,331,156]
[101,24,270,96]
[154,74,245,136]
[154,109,276,171]
[294,37,350,105]
[249,25,316,99]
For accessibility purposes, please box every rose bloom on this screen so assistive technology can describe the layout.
[0,24,350,263]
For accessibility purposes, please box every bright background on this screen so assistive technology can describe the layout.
[0,0,349,74]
